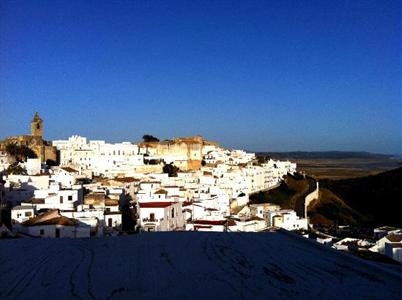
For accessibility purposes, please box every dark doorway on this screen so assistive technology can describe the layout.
[55,228,60,238]
[108,218,113,227]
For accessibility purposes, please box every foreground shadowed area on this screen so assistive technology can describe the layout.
[1,232,402,299]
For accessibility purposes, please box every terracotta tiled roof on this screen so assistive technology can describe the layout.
[193,219,236,226]
[22,209,77,226]
[194,225,213,229]
[113,177,140,183]
[139,202,176,208]
[154,189,168,195]
[386,234,402,243]
[61,167,79,173]
[248,216,265,221]
[105,199,119,206]
[31,198,45,204]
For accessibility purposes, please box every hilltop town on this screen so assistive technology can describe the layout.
[0,113,401,266]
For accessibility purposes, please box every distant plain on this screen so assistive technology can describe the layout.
[295,158,402,179]
[257,152,402,179]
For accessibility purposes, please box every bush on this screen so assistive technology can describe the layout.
[6,162,27,175]
[163,163,179,177]
[142,135,159,143]
[5,143,37,162]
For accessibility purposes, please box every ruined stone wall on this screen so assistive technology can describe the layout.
[44,146,57,162]
[0,136,57,162]
[139,136,212,171]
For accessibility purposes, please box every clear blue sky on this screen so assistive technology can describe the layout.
[0,0,400,154]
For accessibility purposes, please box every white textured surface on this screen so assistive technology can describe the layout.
[1,232,401,299]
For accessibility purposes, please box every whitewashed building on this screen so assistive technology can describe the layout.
[11,205,35,224]
[18,210,90,238]
[138,201,184,232]
[267,210,308,231]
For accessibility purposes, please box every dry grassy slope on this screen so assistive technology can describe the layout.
[249,174,312,214]
[320,167,402,228]
[286,176,309,203]
[307,188,364,226]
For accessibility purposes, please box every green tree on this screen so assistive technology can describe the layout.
[5,143,37,162]
[142,134,159,142]
[256,155,266,165]
[163,163,179,177]
[6,162,27,175]
[19,145,37,160]
[5,143,19,158]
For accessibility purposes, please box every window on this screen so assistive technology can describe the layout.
[60,196,63,204]
[40,229,44,235]
[25,211,32,217]
[106,208,111,212]
[171,208,174,218]
[68,195,73,201]
[150,213,155,221]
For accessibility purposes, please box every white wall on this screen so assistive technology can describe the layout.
[22,224,90,238]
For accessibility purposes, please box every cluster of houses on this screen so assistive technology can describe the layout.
[313,225,402,264]
[0,150,302,237]
[1,113,400,267]
[1,159,124,238]
[0,113,307,238]
[0,115,305,239]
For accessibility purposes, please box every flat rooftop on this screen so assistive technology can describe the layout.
[0,231,401,299]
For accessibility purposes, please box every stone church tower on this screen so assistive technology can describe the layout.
[0,112,57,163]
[31,112,43,138]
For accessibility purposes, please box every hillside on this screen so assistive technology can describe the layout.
[249,174,315,216]
[1,232,402,299]
[320,167,402,227]
[308,188,365,226]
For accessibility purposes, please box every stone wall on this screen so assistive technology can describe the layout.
[139,136,211,171]
[0,135,57,163]
[44,145,57,162]
[305,182,319,219]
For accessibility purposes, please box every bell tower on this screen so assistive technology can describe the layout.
[31,112,43,138]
